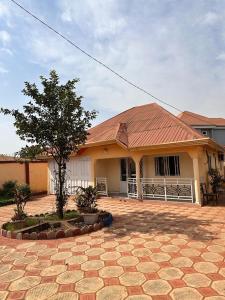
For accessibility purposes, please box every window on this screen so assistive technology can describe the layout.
[155,156,180,176]
[202,130,208,136]
[218,153,224,162]
[120,158,127,181]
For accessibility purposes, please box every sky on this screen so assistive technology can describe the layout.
[0,0,225,154]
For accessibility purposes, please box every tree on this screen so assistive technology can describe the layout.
[15,145,43,160]
[1,70,97,218]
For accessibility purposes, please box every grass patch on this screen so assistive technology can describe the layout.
[44,210,79,221]
[0,197,14,207]
[4,218,40,231]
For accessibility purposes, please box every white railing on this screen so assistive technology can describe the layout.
[141,178,193,202]
[96,177,108,196]
[127,178,138,198]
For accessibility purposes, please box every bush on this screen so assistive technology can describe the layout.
[1,180,16,198]
[12,184,31,221]
[208,169,223,193]
[76,186,98,213]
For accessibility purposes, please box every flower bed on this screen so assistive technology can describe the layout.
[1,210,113,240]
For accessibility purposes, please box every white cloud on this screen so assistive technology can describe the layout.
[216,52,225,61]
[1,0,225,154]
[0,30,11,46]
[0,47,13,55]
[24,0,225,120]
[0,2,10,19]
[200,12,220,25]
[0,65,8,74]
[59,0,126,38]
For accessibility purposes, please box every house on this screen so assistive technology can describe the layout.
[48,103,224,205]
[0,155,48,194]
[178,111,225,146]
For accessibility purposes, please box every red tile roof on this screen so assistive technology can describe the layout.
[87,103,205,149]
[178,111,225,126]
[0,155,16,162]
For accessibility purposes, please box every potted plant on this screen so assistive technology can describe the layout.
[76,186,99,225]
[208,169,223,193]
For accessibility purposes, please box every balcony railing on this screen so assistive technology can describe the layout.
[141,178,194,202]
[126,177,194,202]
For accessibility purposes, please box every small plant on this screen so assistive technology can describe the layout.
[1,180,16,198]
[76,186,98,213]
[208,169,223,193]
[12,184,31,221]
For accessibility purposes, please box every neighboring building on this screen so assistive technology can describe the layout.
[48,103,224,205]
[178,111,225,146]
[0,155,48,194]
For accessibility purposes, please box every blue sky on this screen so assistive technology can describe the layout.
[0,0,225,154]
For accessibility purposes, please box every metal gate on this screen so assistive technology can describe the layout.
[96,177,108,196]
[127,178,138,198]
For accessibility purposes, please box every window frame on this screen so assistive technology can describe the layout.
[155,155,180,177]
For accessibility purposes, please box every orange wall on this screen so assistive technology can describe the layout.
[0,162,47,193]
[0,163,25,187]
[29,163,48,193]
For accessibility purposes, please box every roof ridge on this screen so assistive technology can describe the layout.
[89,102,156,132]
[154,104,204,139]
[183,111,216,126]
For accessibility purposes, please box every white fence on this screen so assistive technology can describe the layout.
[141,178,194,202]
[96,177,108,196]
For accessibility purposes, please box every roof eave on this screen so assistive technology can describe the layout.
[129,138,213,151]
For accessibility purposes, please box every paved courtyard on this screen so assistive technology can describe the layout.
[0,196,225,300]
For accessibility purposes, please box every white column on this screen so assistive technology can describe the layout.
[133,156,142,199]
[192,156,201,205]
[189,149,202,205]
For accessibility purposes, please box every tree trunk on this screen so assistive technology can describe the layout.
[56,161,64,219]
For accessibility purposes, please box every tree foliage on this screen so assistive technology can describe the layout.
[1,70,97,218]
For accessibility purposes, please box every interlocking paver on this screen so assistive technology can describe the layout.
[194,262,219,274]
[99,266,124,278]
[183,273,211,288]
[158,267,183,280]
[170,287,203,299]
[48,292,78,300]
[119,271,146,286]
[96,285,127,300]
[0,195,225,299]
[8,276,41,291]
[143,279,172,295]
[212,280,225,296]
[25,283,58,300]
[56,270,83,284]
[75,277,103,293]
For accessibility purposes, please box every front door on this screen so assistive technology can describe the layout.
[120,158,136,194]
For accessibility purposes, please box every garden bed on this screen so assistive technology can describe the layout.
[0,197,15,207]
[1,210,113,240]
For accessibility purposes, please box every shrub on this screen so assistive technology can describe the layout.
[12,184,31,221]
[208,169,223,193]
[76,186,98,213]
[1,180,16,198]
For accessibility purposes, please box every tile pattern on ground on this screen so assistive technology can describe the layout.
[0,195,225,299]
